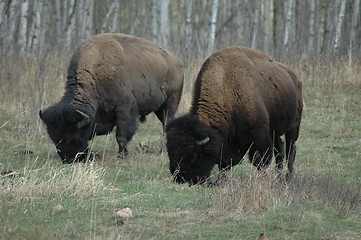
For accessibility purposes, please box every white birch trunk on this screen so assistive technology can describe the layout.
[0,1,4,24]
[9,0,20,50]
[110,1,120,33]
[235,0,242,41]
[101,1,117,32]
[40,1,48,52]
[208,0,219,53]
[78,0,94,38]
[129,0,137,35]
[283,0,294,53]
[78,0,86,38]
[263,0,271,53]
[160,0,170,47]
[251,2,260,49]
[308,0,316,51]
[65,0,76,48]
[185,0,193,52]
[55,0,62,37]
[334,0,346,50]
[83,0,94,38]
[18,0,29,52]
[151,0,159,43]
[63,1,68,31]
[0,0,7,50]
[29,0,42,52]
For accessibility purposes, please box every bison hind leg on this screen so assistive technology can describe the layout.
[154,92,182,128]
[285,125,300,175]
[115,105,139,157]
[274,136,285,172]
[248,138,273,170]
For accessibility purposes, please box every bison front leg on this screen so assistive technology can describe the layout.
[115,106,139,158]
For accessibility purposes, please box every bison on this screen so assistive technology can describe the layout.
[40,33,184,163]
[166,47,303,185]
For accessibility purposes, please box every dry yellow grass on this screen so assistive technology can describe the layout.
[1,162,106,206]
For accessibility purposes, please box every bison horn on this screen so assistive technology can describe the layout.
[76,110,90,128]
[39,110,44,121]
[196,137,210,145]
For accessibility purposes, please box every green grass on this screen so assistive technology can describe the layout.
[0,58,360,239]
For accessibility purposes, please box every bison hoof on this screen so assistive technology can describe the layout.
[87,151,97,161]
[117,151,128,159]
[285,172,294,183]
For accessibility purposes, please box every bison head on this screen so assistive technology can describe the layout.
[166,115,222,185]
[39,105,95,163]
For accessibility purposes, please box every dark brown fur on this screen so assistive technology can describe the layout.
[40,33,184,163]
[166,47,303,184]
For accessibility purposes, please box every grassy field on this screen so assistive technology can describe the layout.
[0,54,360,239]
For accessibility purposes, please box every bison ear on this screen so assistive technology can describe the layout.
[196,137,210,145]
[76,110,90,128]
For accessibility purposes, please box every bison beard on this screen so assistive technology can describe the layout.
[166,46,303,185]
[40,33,183,163]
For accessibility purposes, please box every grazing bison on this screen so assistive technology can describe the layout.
[40,33,184,163]
[166,47,303,185]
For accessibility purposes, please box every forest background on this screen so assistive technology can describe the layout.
[1,0,360,63]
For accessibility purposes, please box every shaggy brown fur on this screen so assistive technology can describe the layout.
[166,47,303,184]
[40,33,184,163]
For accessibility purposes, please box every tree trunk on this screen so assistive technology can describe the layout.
[110,1,120,33]
[334,0,347,51]
[185,0,193,54]
[65,0,77,49]
[101,1,117,32]
[235,0,242,44]
[251,1,260,49]
[129,0,138,35]
[160,0,170,47]
[79,0,94,39]
[263,0,272,54]
[78,0,86,38]
[29,0,43,53]
[19,0,29,52]
[150,0,159,43]
[273,0,285,59]
[0,1,5,24]
[62,1,68,32]
[55,0,62,37]
[0,0,6,50]
[8,0,20,52]
[349,0,360,64]
[85,0,94,37]
[208,0,219,54]
[308,0,316,51]
[284,0,294,55]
